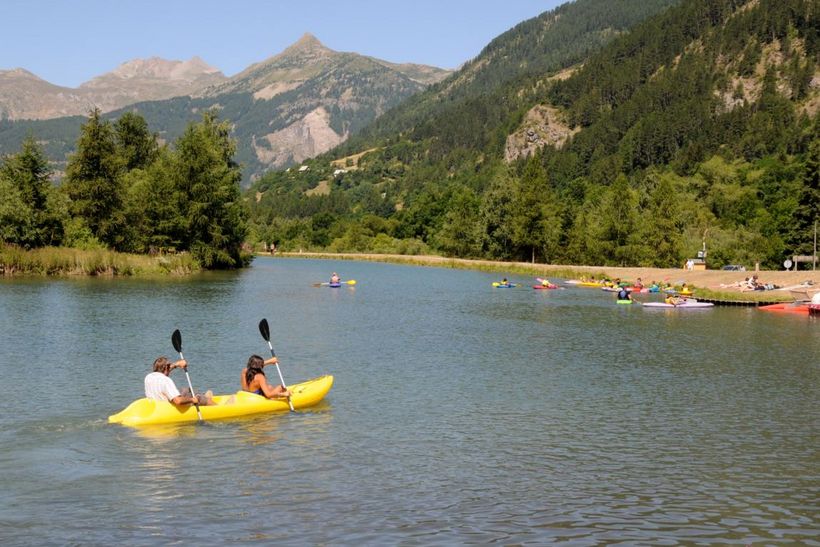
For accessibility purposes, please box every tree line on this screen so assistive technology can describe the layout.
[0,109,249,268]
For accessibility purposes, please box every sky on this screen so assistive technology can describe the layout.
[2,0,563,88]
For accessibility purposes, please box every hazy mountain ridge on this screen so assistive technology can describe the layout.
[0,58,226,120]
[0,34,451,183]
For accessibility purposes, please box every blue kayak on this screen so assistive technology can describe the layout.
[328,282,341,288]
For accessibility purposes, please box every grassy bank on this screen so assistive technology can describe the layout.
[0,245,200,276]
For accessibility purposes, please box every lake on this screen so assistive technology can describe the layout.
[1,256,817,544]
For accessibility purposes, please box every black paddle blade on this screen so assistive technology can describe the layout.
[258,318,270,342]
[171,329,182,353]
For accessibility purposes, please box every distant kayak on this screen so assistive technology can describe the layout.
[109,375,334,427]
[533,284,558,290]
[493,283,516,288]
[314,279,357,287]
[643,301,714,309]
[616,299,633,305]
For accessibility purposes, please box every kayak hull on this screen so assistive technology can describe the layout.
[533,284,558,289]
[328,283,342,288]
[109,375,333,427]
[616,299,633,305]
[759,303,809,314]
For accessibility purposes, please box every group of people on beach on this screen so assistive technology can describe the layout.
[143,354,291,407]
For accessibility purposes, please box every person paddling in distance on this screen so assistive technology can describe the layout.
[241,355,292,399]
[145,356,214,406]
[330,272,340,284]
[617,286,631,301]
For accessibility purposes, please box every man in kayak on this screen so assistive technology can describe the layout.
[241,355,292,399]
[617,286,631,301]
[145,357,213,406]
[330,272,340,284]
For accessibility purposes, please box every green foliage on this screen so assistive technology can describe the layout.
[0,137,65,248]
[1,109,249,270]
[62,108,128,249]
[168,113,249,268]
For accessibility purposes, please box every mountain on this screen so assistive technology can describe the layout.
[246,0,819,270]
[0,58,226,120]
[0,34,451,183]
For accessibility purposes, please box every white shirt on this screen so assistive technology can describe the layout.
[144,372,181,402]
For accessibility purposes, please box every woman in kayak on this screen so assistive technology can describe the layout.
[330,272,340,284]
[617,286,631,301]
[145,356,214,406]
[241,355,292,398]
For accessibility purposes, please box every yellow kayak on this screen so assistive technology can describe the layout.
[109,375,333,427]
[578,281,604,287]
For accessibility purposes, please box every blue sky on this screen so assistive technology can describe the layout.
[2,0,563,88]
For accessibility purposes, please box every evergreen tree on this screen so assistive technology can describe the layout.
[789,139,820,255]
[63,108,127,248]
[0,136,63,247]
[171,112,248,268]
[114,112,159,171]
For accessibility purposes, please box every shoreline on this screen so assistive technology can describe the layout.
[269,251,820,299]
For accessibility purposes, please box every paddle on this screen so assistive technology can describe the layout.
[313,279,357,287]
[171,329,203,422]
[258,318,294,411]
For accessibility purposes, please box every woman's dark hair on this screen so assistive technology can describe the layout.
[245,354,265,386]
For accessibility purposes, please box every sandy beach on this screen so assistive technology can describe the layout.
[275,252,820,297]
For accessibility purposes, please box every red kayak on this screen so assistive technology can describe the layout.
[533,284,558,289]
[759,303,810,314]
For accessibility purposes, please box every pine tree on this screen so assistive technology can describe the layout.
[63,108,126,248]
[0,136,63,247]
[170,112,248,268]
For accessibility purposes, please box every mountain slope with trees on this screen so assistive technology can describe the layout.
[248,0,818,270]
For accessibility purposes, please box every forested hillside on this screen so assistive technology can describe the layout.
[248,0,819,270]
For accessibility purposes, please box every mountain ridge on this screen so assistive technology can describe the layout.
[0,34,452,182]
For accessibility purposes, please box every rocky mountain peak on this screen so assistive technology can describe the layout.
[283,33,330,55]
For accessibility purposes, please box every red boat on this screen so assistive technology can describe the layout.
[758,303,810,314]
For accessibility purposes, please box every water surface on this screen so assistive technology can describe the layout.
[1,257,818,544]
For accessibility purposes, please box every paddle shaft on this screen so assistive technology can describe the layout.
[177,349,203,421]
[266,341,294,411]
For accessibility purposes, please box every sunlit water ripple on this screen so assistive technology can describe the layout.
[0,257,817,544]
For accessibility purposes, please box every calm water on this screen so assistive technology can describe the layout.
[1,257,818,545]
